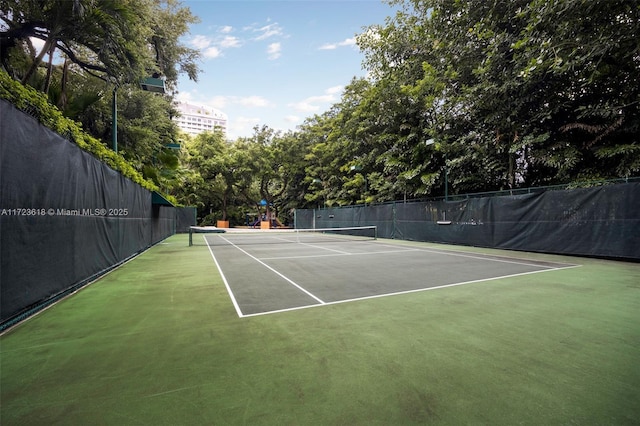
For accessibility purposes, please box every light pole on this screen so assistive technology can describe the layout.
[350,165,367,205]
[312,178,326,208]
[112,87,118,152]
[112,76,166,153]
[426,138,448,201]
[444,158,449,201]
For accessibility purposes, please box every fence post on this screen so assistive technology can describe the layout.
[392,202,397,240]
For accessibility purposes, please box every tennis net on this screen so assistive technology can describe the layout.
[189,226,377,246]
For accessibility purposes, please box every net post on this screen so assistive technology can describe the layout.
[374,226,377,240]
[189,228,193,246]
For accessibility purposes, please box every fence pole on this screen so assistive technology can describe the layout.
[392,202,397,240]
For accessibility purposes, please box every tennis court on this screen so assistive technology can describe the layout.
[2,233,639,425]
[193,227,578,317]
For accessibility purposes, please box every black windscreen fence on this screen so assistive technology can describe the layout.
[296,182,639,261]
[3,96,638,330]
[0,100,177,329]
[176,206,197,233]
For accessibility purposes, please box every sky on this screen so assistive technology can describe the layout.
[175,0,396,139]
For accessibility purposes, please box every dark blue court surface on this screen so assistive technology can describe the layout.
[196,232,578,317]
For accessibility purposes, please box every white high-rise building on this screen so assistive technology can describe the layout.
[173,102,227,136]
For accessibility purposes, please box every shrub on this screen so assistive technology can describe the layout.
[0,70,159,192]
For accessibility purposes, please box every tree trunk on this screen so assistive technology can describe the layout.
[21,36,55,85]
[57,59,69,110]
[43,41,56,93]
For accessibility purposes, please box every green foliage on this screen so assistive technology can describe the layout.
[351,0,639,194]
[0,69,158,191]
[169,0,640,216]
[5,0,637,217]
[1,0,200,204]
[1,0,200,89]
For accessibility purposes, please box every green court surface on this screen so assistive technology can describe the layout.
[1,234,639,425]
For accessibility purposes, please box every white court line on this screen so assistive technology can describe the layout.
[217,234,326,305]
[204,235,244,317]
[260,248,420,261]
[413,247,577,269]
[297,241,353,255]
[271,236,300,243]
[260,240,573,270]
[362,239,576,269]
[202,234,580,318]
[239,263,581,318]
[258,234,355,255]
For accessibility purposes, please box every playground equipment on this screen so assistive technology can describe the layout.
[248,200,287,229]
[249,214,285,229]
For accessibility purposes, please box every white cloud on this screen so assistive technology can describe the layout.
[237,96,273,108]
[175,93,228,114]
[190,20,286,63]
[180,93,273,110]
[219,35,241,48]
[288,87,341,112]
[190,30,241,60]
[287,101,312,113]
[203,46,222,58]
[236,116,261,125]
[175,92,192,103]
[284,115,301,123]
[228,116,262,139]
[288,96,331,113]
[190,35,212,50]
[319,37,356,50]
[267,42,281,60]
[207,96,229,109]
[253,22,284,41]
[326,85,344,95]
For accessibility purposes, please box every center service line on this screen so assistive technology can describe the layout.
[218,235,326,305]
[270,236,350,255]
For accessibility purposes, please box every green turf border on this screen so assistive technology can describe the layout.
[2,234,639,425]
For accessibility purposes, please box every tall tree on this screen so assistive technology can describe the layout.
[1,0,202,201]
[185,130,232,222]
[1,0,200,88]
[245,126,301,223]
[358,0,640,196]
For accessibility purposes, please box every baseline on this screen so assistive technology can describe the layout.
[240,263,580,318]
